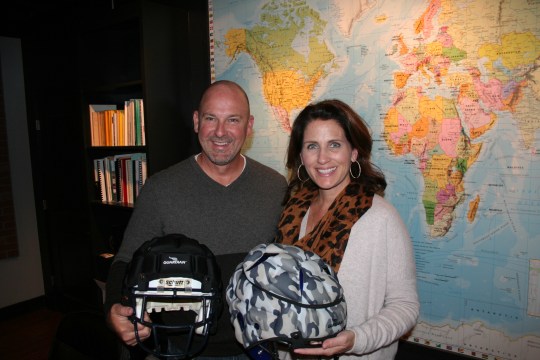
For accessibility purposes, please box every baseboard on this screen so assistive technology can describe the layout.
[0,295,47,320]
[397,340,475,360]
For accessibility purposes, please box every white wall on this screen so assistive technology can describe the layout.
[0,37,44,308]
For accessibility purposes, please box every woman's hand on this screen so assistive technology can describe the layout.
[293,330,355,356]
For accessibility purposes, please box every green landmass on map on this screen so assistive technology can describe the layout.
[224,0,335,132]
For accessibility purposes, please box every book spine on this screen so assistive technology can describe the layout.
[114,158,121,203]
[135,158,143,198]
[126,159,134,205]
[134,99,141,146]
[103,157,112,202]
[139,99,145,146]
[95,158,106,203]
[121,158,128,204]
[108,157,117,203]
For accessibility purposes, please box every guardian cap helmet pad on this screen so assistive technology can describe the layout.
[226,243,347,352]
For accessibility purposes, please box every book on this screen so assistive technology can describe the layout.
[134,99,142,146]
[89,104,116,146]
[89,104,139,146]
[117,109,126,146]
[124,100,133,145]
[104,110,116,146]
[93,152,146,205]
[112,153,134,204]
[103,156,113,202]
[120,158,128,203]
[134,158,144,198]
[93,158,107,203]
[129,153,147,201]
[139,99,145,145]
[126,158,134,204]
[106,156,117,202]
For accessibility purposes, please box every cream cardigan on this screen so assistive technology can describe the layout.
[283,194,419,359]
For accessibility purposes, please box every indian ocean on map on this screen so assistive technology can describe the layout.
[210,0,540,358]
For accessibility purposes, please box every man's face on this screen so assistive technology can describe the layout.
[193,84,254,166]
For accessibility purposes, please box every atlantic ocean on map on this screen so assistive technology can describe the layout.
[209,0,540,358]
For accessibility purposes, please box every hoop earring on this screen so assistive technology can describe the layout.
[297,164,309,183]
[350,160,361,179]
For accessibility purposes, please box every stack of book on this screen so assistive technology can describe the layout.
[93,153,147,205]
[89,99,145,146]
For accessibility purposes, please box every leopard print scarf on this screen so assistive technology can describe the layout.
[275,182,374,272]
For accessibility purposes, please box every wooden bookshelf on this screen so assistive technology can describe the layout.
[76,0,210,307]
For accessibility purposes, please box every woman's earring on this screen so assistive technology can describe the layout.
[350,160,361,179]
[297,164,309,183]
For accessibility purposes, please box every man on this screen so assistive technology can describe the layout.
[105,80,287,358]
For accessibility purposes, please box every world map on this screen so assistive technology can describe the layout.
[209,0,540,358]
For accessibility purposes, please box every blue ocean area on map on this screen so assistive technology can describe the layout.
[384,118,538,332]
[211,0,540,358]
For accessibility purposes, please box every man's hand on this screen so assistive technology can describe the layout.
[107,303,151,346]
[293,330,355,357]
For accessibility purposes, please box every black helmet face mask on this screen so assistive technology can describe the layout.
[123,234,222,359]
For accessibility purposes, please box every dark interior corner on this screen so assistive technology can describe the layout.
[1,0,209,313]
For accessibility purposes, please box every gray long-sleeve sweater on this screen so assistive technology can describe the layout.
[106,155,287,356]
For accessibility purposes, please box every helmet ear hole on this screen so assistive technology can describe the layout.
[236,313,245,330]
[321,263,332,275]
[226,243,347,353]
[123,234,223,359]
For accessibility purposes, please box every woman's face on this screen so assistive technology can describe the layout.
[300,119,358,197]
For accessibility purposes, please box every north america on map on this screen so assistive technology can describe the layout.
[210,0,540,359]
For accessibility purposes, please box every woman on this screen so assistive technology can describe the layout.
[275,99,419,359]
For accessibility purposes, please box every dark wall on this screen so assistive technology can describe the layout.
[1,0,209,310]
[1,1,99,308]
[1,0,211,311]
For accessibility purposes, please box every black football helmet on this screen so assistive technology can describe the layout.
[123,234,222,359]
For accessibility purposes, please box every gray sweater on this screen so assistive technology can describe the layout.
[115,155,287,261]
[106,155,287,356]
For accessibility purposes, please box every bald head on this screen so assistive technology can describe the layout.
[199,80,250,112]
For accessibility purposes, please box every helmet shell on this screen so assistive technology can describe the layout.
[123,233,222,359]
[226,243,347,349]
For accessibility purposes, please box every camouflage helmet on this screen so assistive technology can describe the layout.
[226,243,347,352]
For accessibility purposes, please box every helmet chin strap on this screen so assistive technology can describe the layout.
[248,341,341,360]
[248,341,279,360]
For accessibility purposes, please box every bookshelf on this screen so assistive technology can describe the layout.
[77,0,210,304]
